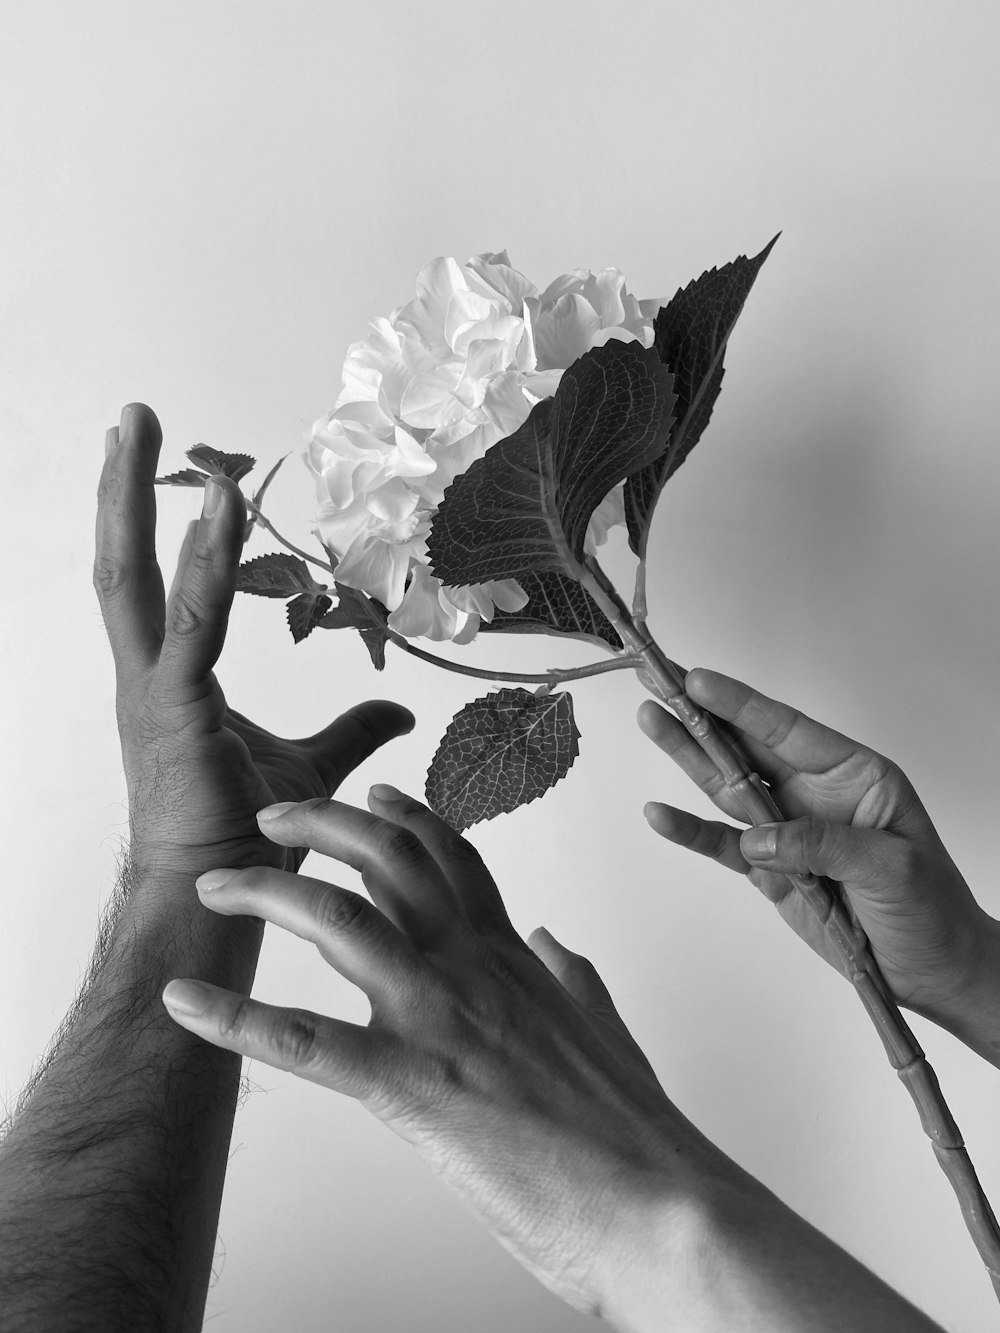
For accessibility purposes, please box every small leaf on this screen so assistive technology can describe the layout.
[317,581,390,671]
[427,339,675,589]
[478,571,622,649]
[187,443,257,483]
[624,235,778,558]
[287,592,333,643]
[154,469,208,487]
[244,453,290,542]
[425,688,580,831]
[237,553,327,598]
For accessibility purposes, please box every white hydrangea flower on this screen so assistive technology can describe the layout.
[305,250,662,642]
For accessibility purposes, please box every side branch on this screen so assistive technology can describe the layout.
[387,631,644,685]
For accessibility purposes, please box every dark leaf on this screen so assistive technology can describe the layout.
[425,688,580,831]
[236,553,327,598]
[625,235,778,556]
[317,581,390,671]
[427,339,675,588]
[478,571,622,649]
[187,443,257,483]
[154,469,209,487]
[287,592,333,643]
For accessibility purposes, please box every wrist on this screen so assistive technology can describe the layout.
[927,909,1000,1068]
[595,1170,941,1333]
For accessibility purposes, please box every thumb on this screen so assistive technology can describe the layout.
[740,816,895,888]
[309,699,415,792]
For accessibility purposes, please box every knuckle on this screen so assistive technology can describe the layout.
[437,830,485,871]
[270,1008,323,1069]
[314,886,368,937]
[167,589,204,638]
[371,821,425,864]
[220,995,255,1045]
[92,555,126,600]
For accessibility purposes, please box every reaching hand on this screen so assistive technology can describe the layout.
[160,786,736,1319]
[93,403,414,883]
[638,669,998,1029]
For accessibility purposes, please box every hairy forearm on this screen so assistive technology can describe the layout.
[600,1173,944,1333]
[0,850,263,1332]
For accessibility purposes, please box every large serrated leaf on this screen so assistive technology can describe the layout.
[287,592,333,643]
[427,340,675,590]
[426,688,580,830]
[624,235,778,558]
[187,443,257,483]
[236,553,327,598]
[478,571,622,649]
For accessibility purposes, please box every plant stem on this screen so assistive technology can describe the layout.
[244,500,336,578]
[580,553,1000,1298]
[243,504,644,686]
[387,630,644,685]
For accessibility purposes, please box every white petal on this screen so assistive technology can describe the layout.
[583,268,628,329]
[365,477,421,526]
[489,578,530,612]
[588,326,640,351]
[387,564,459,640]
[335,536,413,611]
[465,253,537,310]
[389,425,438,478]
[532,293,602,370]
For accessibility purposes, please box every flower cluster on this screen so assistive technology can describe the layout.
[305,250,662,641]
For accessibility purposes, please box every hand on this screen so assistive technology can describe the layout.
[94,404,414,883]
[638,669,996,1026]
[160,787,734,1318]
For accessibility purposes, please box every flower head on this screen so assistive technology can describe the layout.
[306,250,662,641]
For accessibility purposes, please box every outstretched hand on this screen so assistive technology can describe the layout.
[94,403,414,882]
[638,669,995,1025]
[161,787,734,1319]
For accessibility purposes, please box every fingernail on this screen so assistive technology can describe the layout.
[741,826,779,859]
[163,979,212,1016]
[369,783,404,803]
[105,428,119,459]
[196,868,239,892]
[202,476,223,519]
[119,404,132,439]
[257,801,297,821]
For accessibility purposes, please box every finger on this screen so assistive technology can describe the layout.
[367,785,512,936]
[642,802,749,875]
[739,816,899,891]
[527,927,640,1046]
[162,978,396,1098]
[194,864,428,1006]
[255,799,459,945]
[156,473,247,699]
[305,701,416,794]
[637,700,753,819]
[684,669,860,775]
[93,404,166,674]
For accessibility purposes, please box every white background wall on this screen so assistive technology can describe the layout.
[3,2,1000,1328]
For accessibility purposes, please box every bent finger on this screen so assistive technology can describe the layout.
[157,474,246,698]
[93,404,166,675]
[162,979,395,1098]
[367,786,513,936]
[255,799,460,946]
[684,669,860,775]
[195,864,428,1006]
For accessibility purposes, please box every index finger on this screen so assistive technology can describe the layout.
[684,669,861,774]
[255,799,463,946]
